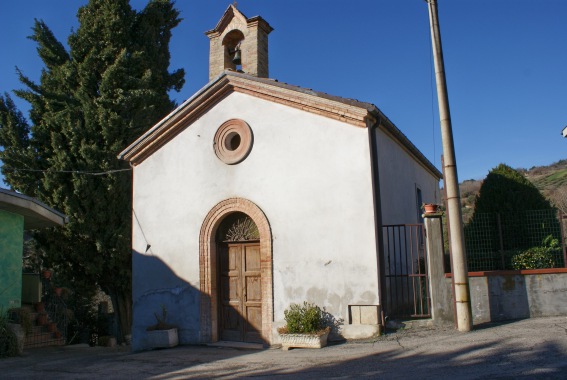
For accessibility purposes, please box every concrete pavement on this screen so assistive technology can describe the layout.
[1,316,567,379]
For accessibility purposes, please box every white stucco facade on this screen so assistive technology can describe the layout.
[130,91,385,349]
[121,67,443,351]
[375,127,441,225]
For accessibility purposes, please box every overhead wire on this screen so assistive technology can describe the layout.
[1,166,132,176]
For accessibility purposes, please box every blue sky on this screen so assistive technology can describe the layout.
[0,0,565,185]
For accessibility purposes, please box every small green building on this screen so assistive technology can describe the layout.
[0,188,66,311]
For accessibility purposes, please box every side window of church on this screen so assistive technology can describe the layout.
[416,187,423,224]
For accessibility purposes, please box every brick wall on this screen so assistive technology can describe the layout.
[207,8,272,80]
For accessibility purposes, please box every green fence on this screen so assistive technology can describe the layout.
[463,210,566,271]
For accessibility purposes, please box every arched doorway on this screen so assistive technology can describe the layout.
[199,198,273,344]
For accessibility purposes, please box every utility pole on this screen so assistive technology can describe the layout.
[426,0,472,331]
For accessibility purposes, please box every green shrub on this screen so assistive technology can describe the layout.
[8,308,32,336]
[281,302,326,334]
[465,164,560,266]
[511,235,560,270]
[0,310,18,358]
[473,164,554,215]
[146,304,176,331]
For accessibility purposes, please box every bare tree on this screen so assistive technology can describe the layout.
[550,185,567,215]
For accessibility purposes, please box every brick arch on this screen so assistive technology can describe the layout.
[199,198,273,344]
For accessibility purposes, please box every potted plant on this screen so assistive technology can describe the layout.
[8,308,33,337]
[278,302,330,351]
[146,305,178,349]
[47,322,58,333]
[37,312,48,326]
[51,286,72,298]
[34,302,45,313]
[422,203,440,214]
[1,311,19,357]
[7,308,32,355]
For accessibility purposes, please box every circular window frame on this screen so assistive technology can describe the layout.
[213,119,253,165]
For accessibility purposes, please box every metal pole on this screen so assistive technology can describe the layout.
[426,0,472,331]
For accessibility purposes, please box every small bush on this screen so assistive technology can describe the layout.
[146,304,176,331]
[8,308,32,336]
[511,235,560,270]
[0,310,18,358]
[280,302,327,335]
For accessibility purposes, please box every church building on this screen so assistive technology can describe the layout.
[119,5,441,351]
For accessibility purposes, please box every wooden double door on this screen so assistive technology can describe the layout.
[219,242,263,343]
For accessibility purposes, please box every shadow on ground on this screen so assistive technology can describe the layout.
[2,318,567,379]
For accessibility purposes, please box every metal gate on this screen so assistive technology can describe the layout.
[382,224,430,319]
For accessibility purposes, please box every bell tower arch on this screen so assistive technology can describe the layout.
[205,5,273,80]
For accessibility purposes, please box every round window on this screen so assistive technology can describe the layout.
[213,119,253,164]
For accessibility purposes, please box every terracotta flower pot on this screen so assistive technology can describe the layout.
[35,302,45,313]
[37,313,48,326]
[423,203,439,214]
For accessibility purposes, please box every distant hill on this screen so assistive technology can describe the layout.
[520,160,567,199]
[445,159,567,223]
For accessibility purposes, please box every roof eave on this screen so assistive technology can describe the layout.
[119,71,442,180]
[368,107,443,180]
[0,188,67,230]
[119,71,371,164]
[118,71,230,162]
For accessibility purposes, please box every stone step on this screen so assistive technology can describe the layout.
[25,332,65,348]
[20,303,35,312]
[20,303,66,349]
[30,325,48,334]
[386,318,435,330]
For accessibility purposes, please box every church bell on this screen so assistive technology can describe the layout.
[232,49,242,65]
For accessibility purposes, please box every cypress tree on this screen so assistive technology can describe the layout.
[0,0,184,340]
[465,164,559,270]
[473,163,553,214]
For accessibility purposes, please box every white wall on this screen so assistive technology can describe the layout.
[375,127,440,226]
[132,92,380,346]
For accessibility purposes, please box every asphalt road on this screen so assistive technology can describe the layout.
[1,316,567,379]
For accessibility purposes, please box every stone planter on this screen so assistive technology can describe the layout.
[147,328,178,349]
[7,324,25,355]
[280,330,329,351]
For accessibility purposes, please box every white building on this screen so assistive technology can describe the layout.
[119,5,441,351]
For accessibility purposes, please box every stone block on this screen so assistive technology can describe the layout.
[341,324,381,340]
[349,305,380,325]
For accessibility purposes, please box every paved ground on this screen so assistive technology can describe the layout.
[1,316,567,379]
